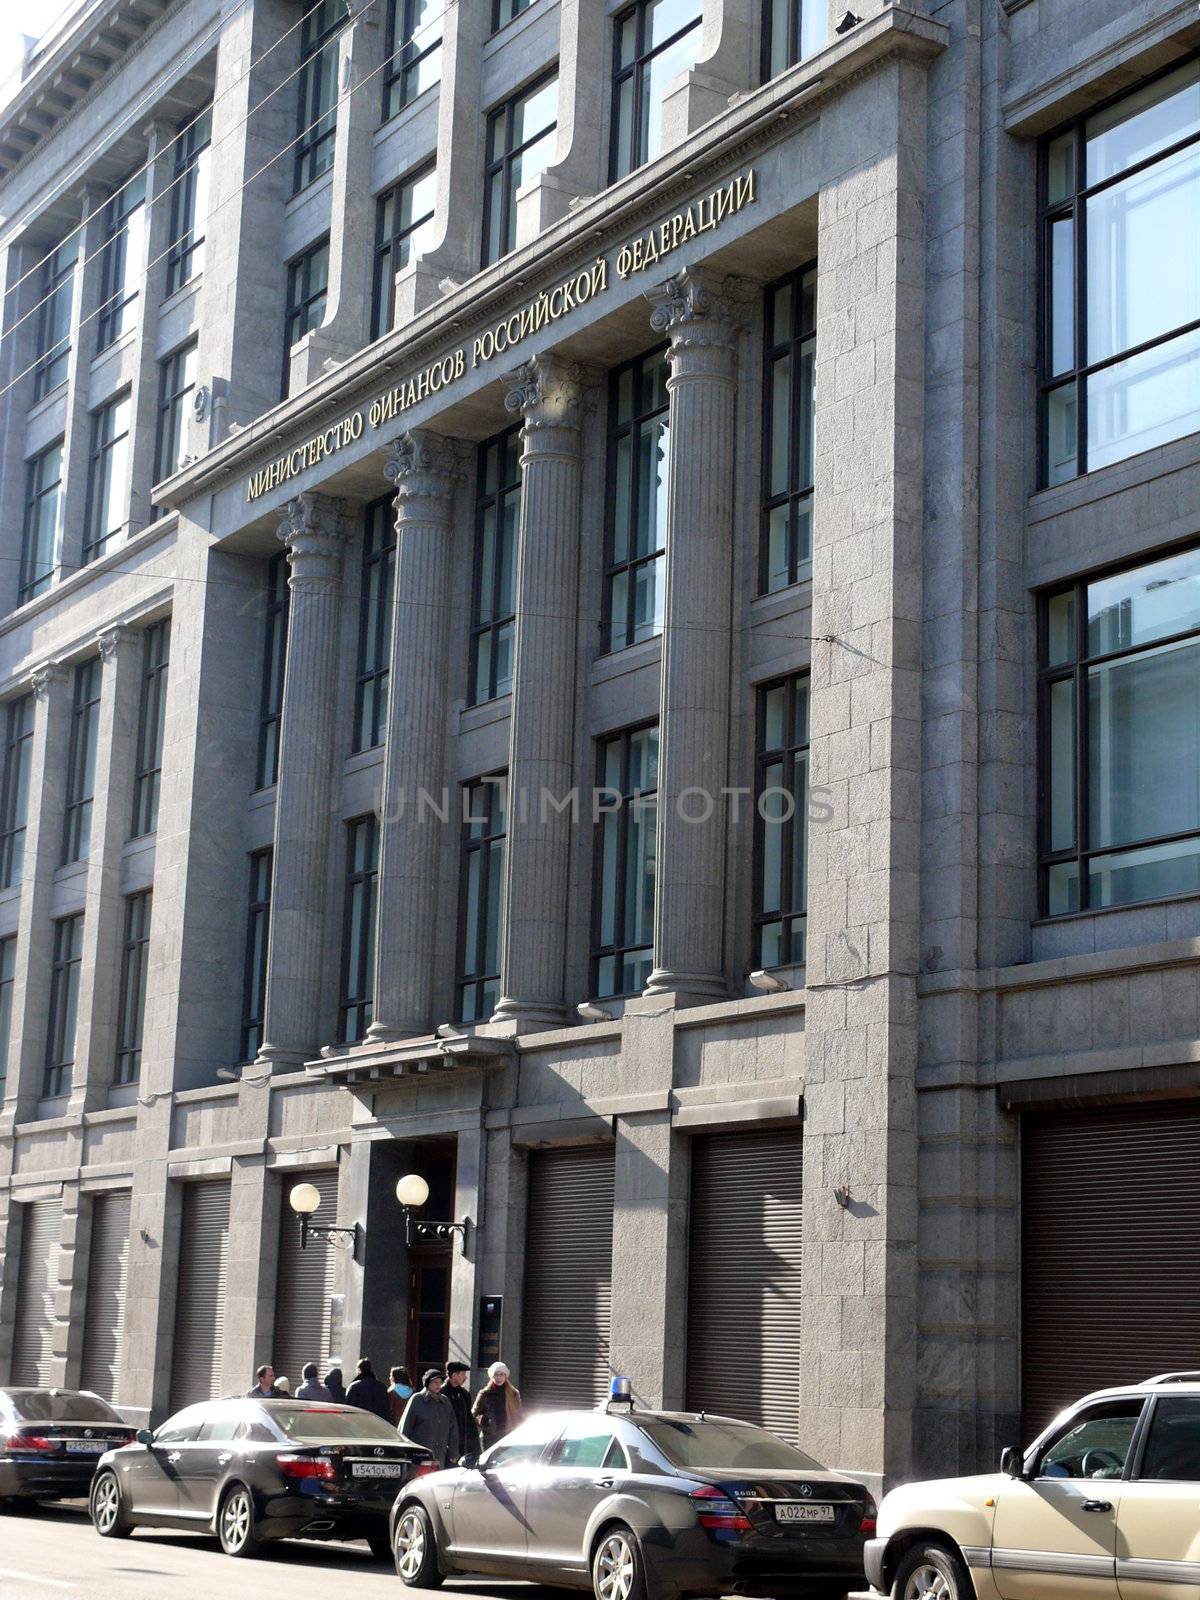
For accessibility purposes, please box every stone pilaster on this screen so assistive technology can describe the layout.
[366,430,461,1042]
[514,0,607,244]
[492,355,586,1029]
[58,188,106,576]
[642,268,744,1004]
[257,492,349,1067]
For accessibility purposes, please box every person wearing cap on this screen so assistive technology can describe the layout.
[398,1369,454,1467]
[443,1362,480,1461]
[471,1361,523,1449]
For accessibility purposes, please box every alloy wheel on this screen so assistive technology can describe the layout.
[221,1489,251,1552]
[595,1532,636,1600]
[903,1566,954,1600]
[92,1474,120,1533]
[395,1509,427,1580]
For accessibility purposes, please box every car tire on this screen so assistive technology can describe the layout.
[393,1503,443,1587]
[892,1540,974,1600]
[592,1524,648,1600]
[217,1484,264,1559]
[90,1471,133,1539]
[368,1531,393,1563]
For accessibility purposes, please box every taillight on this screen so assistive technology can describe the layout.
[690,1484,752,1533]
[3,1433,54,1452]
[277,1453,336,1482]
[860,1516,877,1536]
[410,1462,438,1478]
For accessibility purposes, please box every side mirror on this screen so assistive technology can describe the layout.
[1000,1446,1024,1479]
[136,1429,155,1448]
[461,1453,479,1470]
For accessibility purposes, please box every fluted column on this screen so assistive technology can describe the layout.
[492,356,586,1028]
[257,492,349,1067]
[366,431,461,1042]
[642,268,744,1003]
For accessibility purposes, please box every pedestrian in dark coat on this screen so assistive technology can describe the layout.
[388,1366,415,1426]
[471,1361,523,1449]
[399,1371,455,1466]
[444,1362,480,1460]
[324,1366,347,1404]
[345,1357,391,1421]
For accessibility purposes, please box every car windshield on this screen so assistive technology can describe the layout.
[640,1420,824,1472]
[6,1391,124,1423]
[267,1407,404,1443]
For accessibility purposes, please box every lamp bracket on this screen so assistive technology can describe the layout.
[404,1211,471,1254]
[299,1216,359,1250]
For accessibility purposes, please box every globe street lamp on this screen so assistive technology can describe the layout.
[395,1173,471,1253]
[288,1181,358,1250]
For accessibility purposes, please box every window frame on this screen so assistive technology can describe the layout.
[455,773,507,1023]
[0,695,34,890]
[609,0,703,182]
[1037,547,1200,915]
[131,620,170,838]
[282,236,331,399]
[370,163,437,340]
[354,498,396,752]
[19,440,64,604]
[603,344,670,654]
[382,0,442,120]
[752,672,810,969]
[62,658,102,866]
[760,0,826,83]
[114,890,152,1086]
[255,552,290,790]
[338,813,379,1044]
[293,0,343,195]
[481,68,559,268]
[83,390,133,566]
[1038,52,1200,487]
[240,848,273,1063]
[469,424,522,705]
[165,106,213,297]
[761,261,817,593]
[44,912,84,1098]
[591,721,659,999]
[95,174,146,351]
[492,0,533,31]
[1031,1397,1148,1481]
[154,339,197,485]
[0,935,15,1097]
[32,237,76,401]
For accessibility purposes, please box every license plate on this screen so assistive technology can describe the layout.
[66,1442,105,1455]
[351,1462,406,1478]
[776,1503,835,1524]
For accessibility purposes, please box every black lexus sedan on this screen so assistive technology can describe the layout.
[388,1400,874,1600]
[88,1397,433,1558]
[1,1389,136,1506]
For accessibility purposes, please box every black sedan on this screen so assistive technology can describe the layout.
[1,1388,136,1505]
[89,1397,433,1558]
[388,1404,874,1600]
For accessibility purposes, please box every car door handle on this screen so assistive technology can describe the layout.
[1082,1500,1113,1513]
[217,1454,232,1465]
[167,1452,182,1464]
[596,1478,615,1488]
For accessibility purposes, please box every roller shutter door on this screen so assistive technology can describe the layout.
[521,1145,614,1408]
[1023,1102,1200,1438]
[81,1191,131,1401]
[686,1128,803,1442]
[169,1181,231,1411]
[11,1199,62,1386]
[272,1170,339,1385]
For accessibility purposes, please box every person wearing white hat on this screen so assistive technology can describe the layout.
[471,1361,523,1449]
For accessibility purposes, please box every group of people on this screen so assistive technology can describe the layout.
[245,1355,523,1469]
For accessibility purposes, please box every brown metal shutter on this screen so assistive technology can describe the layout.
[11,1199,62,1386]
[1023,1102,1200,1438]
[686,1128,803,1442]
[521,1145,614,1408]
[81,1191,131,1401]
[169,1181,231,1411]
[272,1170,339,1385]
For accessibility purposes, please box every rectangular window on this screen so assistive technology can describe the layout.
[294,0,342,194]
[492,0,532,29]
[1040,546,1200,914]
[371,165,437,339]
[470,424,521,704]
[605,346,669,651]
[1041,57,1200,485]
[131,621,170,838]
[83,392,133,565]
[62,658,101,866]
[44,912,84,1097]
[762,263,816,592]
[166,106,212,296]
[482,72,558,267]
[0,695,34,890]
[19,441,63,603]
[282,237,330,398]
[762,0,826,81]
[95,174,146,350]
[0,936,15,1096]
[240,849,272,1062]
[354,500,395,752]
[383,0,442,120]
[339,815,378,1043]
[114,891,151,1086]
[456,775,507,1022]
[610,0,702,181]
[755,674,809,966]
[256,553,290,789]
[33,235,77,401]
[154,340,197,484]
[593,724,658,998]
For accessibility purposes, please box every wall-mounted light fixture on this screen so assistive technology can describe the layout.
[749,970,789,994]
[396,1173,471,1254]
[288,1182,358,1251]
[833,1184,852,1210]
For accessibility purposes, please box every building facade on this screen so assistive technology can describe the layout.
[0,0,1198,1490]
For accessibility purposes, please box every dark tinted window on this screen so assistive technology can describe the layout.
[197,1413,247,1442]
[266,1405,402,1443]
[152,1403,211,1444]
[1141,1397,1200,1481]
[5,1390,124,1423]
[484,1414,560,1467]
[1035,1399,1145,1479]
[640,1420,823,1471]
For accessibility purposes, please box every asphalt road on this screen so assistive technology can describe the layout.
[0,1502,877,1600]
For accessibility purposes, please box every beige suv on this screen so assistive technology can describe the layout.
[865,1373,1200,1600]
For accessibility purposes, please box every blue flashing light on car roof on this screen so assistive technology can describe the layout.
[607,1376,633,1412]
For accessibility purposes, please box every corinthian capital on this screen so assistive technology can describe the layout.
[504,354,585,433]
[384,430,462,516]
[645,266,749,342]
[277,492,348,584]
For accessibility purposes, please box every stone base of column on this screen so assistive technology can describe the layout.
[363,1019,428,1045]
[253,1044,312,1071]
[642,968,729,1006]
[491,994,568,1030]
